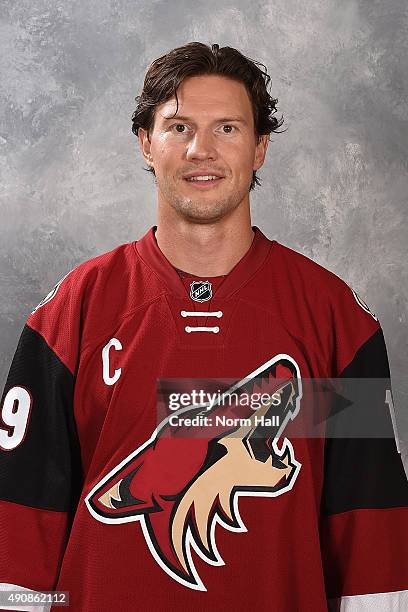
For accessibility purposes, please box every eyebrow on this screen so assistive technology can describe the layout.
[161,115,248,125]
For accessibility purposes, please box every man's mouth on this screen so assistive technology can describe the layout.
[186,174,222,181]
[183,175,224,188]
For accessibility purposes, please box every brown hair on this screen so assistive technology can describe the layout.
[131,42,285,191]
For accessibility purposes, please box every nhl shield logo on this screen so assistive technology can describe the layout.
[190,280,212,302]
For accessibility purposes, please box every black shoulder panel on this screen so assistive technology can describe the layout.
[322,327,408,515]
[0,325,83,512]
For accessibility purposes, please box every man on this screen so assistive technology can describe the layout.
[0,42,407,611]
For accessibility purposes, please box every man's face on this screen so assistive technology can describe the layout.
[138,74,269,223]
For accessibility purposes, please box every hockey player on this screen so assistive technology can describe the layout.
[1,42,407,611]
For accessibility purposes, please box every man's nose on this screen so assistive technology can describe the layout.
[185,130,218,161]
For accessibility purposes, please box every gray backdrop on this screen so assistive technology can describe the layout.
[1,1,407,463]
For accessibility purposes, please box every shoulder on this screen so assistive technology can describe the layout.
[271,241,382,376]
[271,241,381,375]
[30,241,136,316]
[273,241,348,294]
[272,241,378,322]
[25,241,137,372]
[67,241,136,289]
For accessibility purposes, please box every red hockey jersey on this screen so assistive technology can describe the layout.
[1,225,408,611]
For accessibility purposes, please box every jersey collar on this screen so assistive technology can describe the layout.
[135,225,274,299]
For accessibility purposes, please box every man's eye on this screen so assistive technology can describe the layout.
[170,124,236,134]
[172,124,187,133]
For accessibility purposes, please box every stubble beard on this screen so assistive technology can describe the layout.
[158,175,248,223]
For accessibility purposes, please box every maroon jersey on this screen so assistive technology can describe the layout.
[1,225,407,611]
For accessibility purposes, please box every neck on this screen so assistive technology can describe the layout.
[155,206,254,277]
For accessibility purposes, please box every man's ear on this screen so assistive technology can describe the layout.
[138,128,153,167]
[253,134,270,172]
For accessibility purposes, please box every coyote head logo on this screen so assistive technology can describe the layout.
[85,354,302,590]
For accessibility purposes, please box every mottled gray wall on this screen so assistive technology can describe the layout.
[1,1,407,459]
